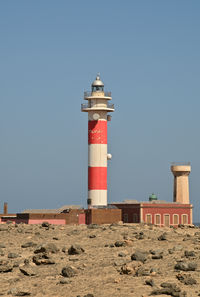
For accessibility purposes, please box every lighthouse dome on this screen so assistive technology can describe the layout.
[91,74,104,92]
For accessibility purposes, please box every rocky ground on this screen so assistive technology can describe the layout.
[0,222,200,297]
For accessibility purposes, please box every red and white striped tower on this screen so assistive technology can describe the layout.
[81,74,114,207]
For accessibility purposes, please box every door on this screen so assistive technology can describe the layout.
[164,214,170,227]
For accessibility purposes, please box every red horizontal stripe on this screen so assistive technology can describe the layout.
[88,167,107,190]
[88,120,107,144]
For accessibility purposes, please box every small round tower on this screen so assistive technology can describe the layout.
[171,163,191,204]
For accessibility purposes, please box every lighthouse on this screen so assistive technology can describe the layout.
[81,74,114,207]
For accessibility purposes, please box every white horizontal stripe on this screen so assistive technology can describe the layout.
[88,144,107,167]
[88,190,107,206]
[88,111,107,121]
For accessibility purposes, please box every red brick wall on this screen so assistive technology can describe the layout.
[86,209,122,225]
[112,204,140,223]
[142,203,192,226]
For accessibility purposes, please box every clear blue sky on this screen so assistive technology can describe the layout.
[0,1,200,221]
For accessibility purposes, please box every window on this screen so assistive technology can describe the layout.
[182,214,188,225]
[164,214,170,227]
[173,214,179,225]
[133,213,138,223]
[146,214,152,224]
[123,214,128,223]
[155,214,161,225]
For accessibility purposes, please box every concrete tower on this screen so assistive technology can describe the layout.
[81,74,114,207]
[171,163,191,204]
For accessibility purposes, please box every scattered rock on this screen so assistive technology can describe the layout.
[131,250,148,263]
[8,253,19,259]
[158,232,168,241]
[68,245,85,255]
[118,252,126,257]
[150,282,186,296]
[176,273,197,285]
[59,279,71,284]
[145,279,155,287]
[21,242,37,248]
[33,253,55,265]
[87,224,99,229]
[0,226,8,232]
[120,263,138,275]
[114,241,126,247]
[8,288,31,296]
[184,250,195,258]
[150,249,163,259]
[136,266,150,276]
[61,266,76,277]
[19,264,37,276]
[41,222,50,228]
[0,264,13,273]
[0,249,4,256]
[34,243,59,254]
[175,261,197,271]
[173,245,183,251]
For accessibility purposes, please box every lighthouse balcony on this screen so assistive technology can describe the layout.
[81,103,114,112]
[84,91,112,100]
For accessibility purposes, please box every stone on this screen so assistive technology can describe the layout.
[131,250,148,263]
[150,249,163,260]
[34,243,59,254]
[184,250,195,257]
[8,253,19,259]
[62,247,67,253]
[33,253,55,265]
[41,221,50,228]
[158,232,168,241]
[114,241,126,247]
[61,266,76,277]
[84,295,94,297]
[87,224,100,229]
[150,282,187,296]
[173,245,183,251]
[136,266,150,276]
[68,245,84,255]
[0,264,13,273]
[89,234,96,238]
[59,279,71,284]
[175,261,197,271]
[19,264,37,276]
[0,226,8,231]
[118,252,126,257]
[145,279,155,286]
[0,249,4,256]
[0,244,6,248]
[21,242,37,248]
[8,288,31,296]
[120,263,137,275]
[176,273,197,285]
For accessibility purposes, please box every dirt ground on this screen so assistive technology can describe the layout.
[0,222,200,297]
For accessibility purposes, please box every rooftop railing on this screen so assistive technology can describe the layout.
[84,91,111,98]
[81,103,114,111]
[171,162,191,166]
